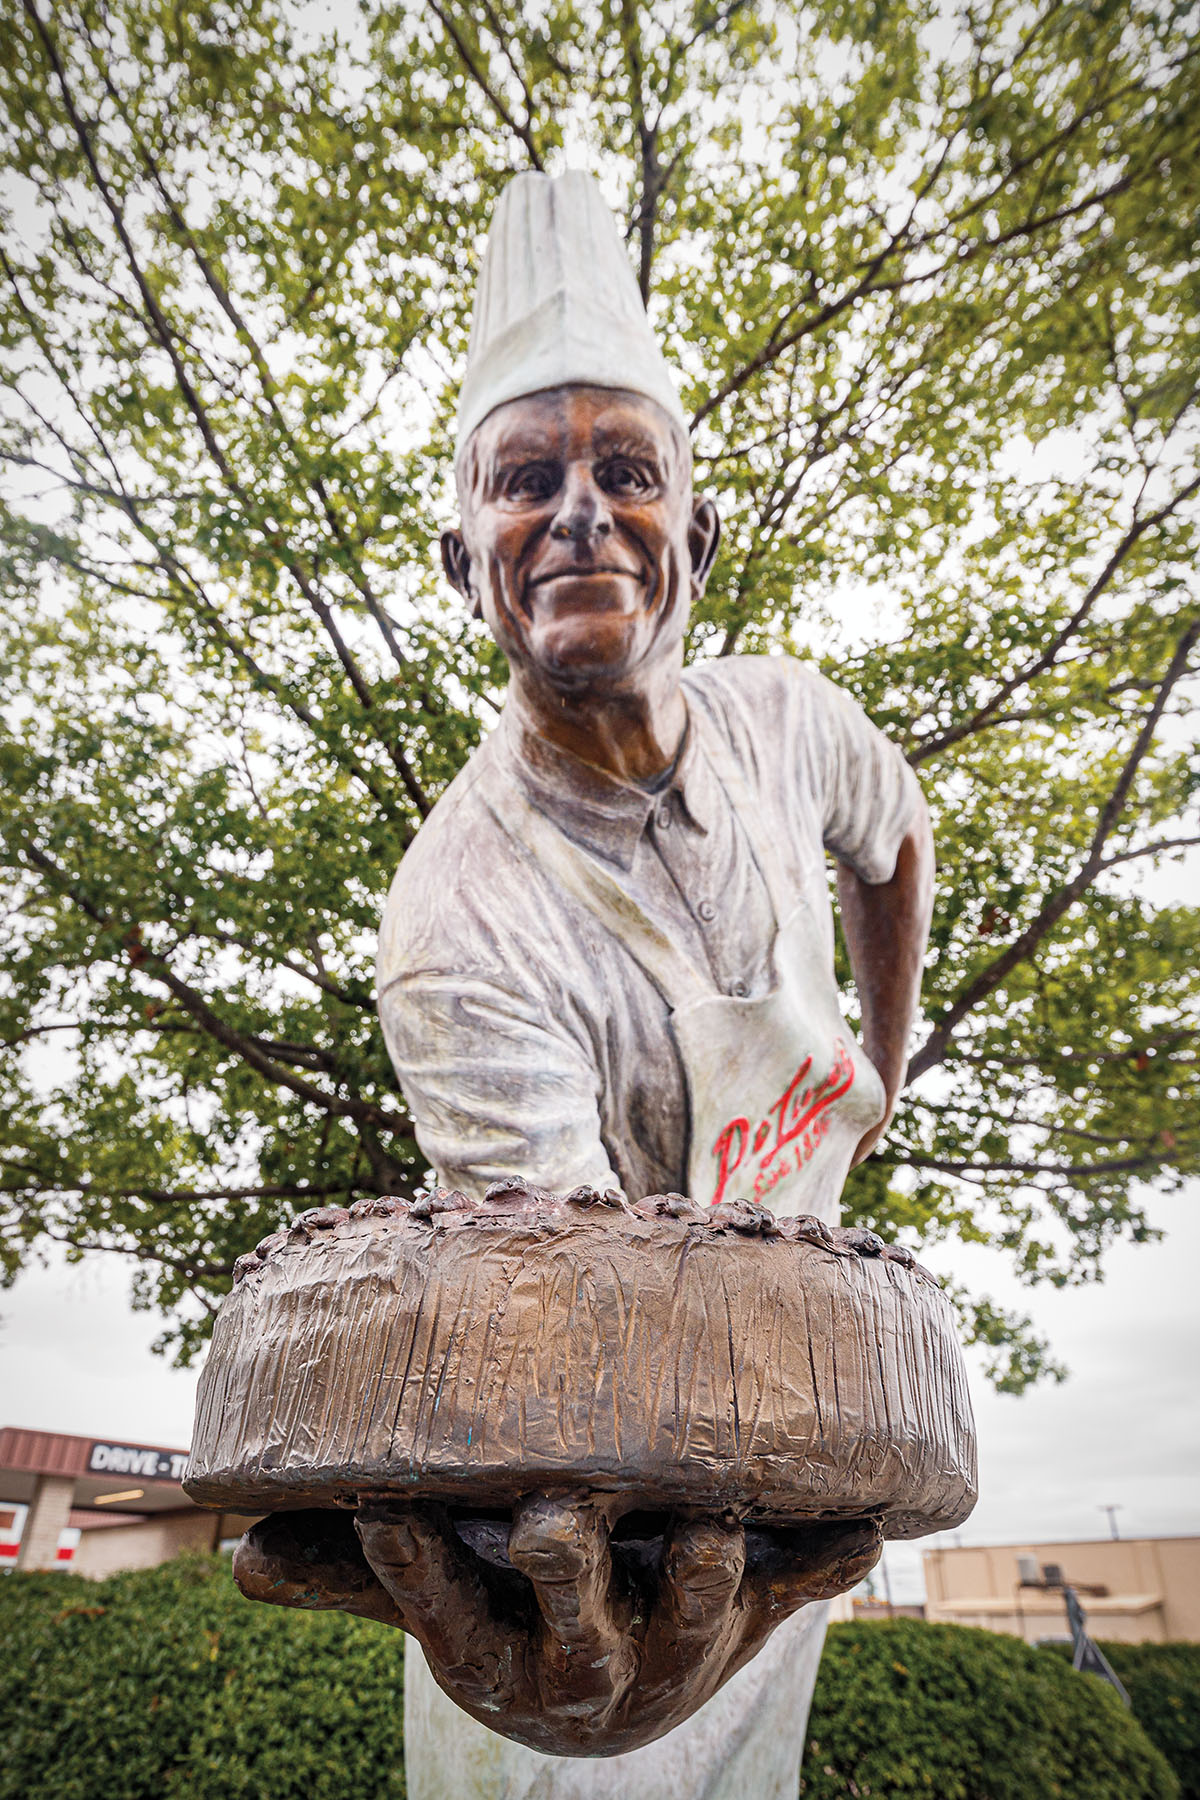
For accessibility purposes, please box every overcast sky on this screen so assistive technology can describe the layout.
[4,1183,1196,1605]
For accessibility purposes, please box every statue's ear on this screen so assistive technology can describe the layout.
[441,529,480,618]
[688,497,721,594]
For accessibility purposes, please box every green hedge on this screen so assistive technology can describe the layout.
[802,1618,1181,1800]
[2,1559,1190,1800]
[1041,1639,1200,1800]
[0,1555,404,1800]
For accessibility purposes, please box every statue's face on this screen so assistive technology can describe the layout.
[444,387,718,689]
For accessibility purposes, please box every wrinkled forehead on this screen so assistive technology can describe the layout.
[456,385,691,503]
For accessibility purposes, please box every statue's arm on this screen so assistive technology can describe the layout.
[377,966,620,1197]
[241,950,885,1752]
[836,796,934,1164]
[791,660,933,1162]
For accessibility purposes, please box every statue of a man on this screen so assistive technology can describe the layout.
[238,170,935,1799]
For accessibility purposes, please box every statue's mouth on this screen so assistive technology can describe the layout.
[520,565,652,623]
[528,565,643,588]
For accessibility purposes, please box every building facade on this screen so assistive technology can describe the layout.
[924,1537,1200,1644]
[0,1426,256,1576]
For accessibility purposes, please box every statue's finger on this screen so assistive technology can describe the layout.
[701,1518,885,1686]
[508,1495,636,1718]
[355,1503,519,1712]
[507,1495,616,1643]
[744,1516,883,1623]
[659,1516,746,1633]
[639,1517,745,1704]
[233,1509,404,1628]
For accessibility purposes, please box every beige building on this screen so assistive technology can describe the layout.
[924,1537,1200,1644]
[0,1426,256,1577]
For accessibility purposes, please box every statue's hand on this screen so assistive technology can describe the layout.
[234,1499,880,1756]
[232,1507,405,1629]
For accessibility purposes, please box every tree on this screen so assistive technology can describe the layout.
[1,0,1196,1381]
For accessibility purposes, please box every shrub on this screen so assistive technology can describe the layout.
[802,1618,1180,1799]
[3,1561,1189,1800]
[1041,1639,1200,1800]
[0,1554,405,1800]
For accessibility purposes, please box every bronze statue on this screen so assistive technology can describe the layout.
[186,171,972,1800]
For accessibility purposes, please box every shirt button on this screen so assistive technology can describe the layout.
[656,806,671,829]
[731,978,749,998]
[698,900,716,923]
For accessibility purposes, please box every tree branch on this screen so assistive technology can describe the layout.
[26,1221,235,1281]
[15,837,410,1139]
[425,0,544,168]
[1,1178,365,1205]
[27,16,430,813]
[1097,832,1200,872]
[24,0,233,478]
[691,115,1174,430]
[908,613,1200,1082]
[910,470,1200,764]
[902,1150,1179,1180]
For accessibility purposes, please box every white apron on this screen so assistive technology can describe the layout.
[403,739,882,1800]
[500,737,887,1220]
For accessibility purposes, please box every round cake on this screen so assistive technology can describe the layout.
[184,1181,976,1540]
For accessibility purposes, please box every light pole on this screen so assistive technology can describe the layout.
[1018,1560,1129,1706]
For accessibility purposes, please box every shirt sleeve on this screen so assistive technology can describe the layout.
[378,967,621,1202]
[809,670,923,884]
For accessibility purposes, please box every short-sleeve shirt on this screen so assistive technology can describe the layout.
[377,654,921,1202]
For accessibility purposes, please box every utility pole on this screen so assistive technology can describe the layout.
[880,1547,895,1619]
[1099,1505,1123,1541]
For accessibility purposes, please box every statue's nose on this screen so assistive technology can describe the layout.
[550,470,613,542]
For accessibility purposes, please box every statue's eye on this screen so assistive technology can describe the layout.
[599,459,654,496]
[505,463,557,500]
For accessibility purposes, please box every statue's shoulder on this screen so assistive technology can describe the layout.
[377,734,512,975]
[392,739,489,866]
[682,652,830,736]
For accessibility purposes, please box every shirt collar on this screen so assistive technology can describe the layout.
[496,698,714,872]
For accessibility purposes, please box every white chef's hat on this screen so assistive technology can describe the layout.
[455,170,688,458]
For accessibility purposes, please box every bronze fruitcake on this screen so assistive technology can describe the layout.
[185,1181,975,1538]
